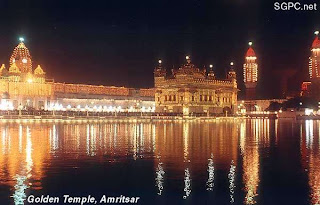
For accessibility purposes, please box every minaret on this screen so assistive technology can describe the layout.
[227,62,237,114]
[309,31,320,80]
[228,62,237,80]
[243,41,258,100]
[207,64,215,79]
[309,31,320,98]
[154,59,166,87]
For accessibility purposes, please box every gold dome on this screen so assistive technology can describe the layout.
[8,62,21,74]
[34,65,45,75]
[9,41,32,73]
[0,64,5,73]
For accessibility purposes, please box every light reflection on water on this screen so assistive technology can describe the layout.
[0,119,318,204]
[301,120,320,205]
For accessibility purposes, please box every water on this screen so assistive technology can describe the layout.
[0,119,318,205]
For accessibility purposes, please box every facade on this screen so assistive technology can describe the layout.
[243,42,258,100]
[0,39,155,112]
[154,56,238,115]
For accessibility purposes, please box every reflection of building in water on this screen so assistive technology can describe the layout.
[206,154,214,191]
[0,121,158,204]
[154,56,238,115]
[0,39,154,111]
[0,123,51,203]
[183,168,191,199]
[155,160,165,196]
[228,160,236,203]
[152,120,239,199]
[240,119,270,205]
[153,120,239,174]
[300,120,320,205]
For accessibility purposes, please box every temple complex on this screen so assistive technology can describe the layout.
[0,38,155,112]
[154,56,238,115]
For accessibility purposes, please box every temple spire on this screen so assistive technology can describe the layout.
[208,64,215,79]
[186,55,191,64]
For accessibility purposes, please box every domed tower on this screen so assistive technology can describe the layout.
[308,31,320,98]
[154,59,166,86]
[207,64,215,79]
[228,62,237,80]
[34,65,46,83]
[243,41,258,100]
[309,31,320,80]
[9,37,32,74]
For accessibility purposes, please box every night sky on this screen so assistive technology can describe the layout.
[0,0,319,98]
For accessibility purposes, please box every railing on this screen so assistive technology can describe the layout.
[0,110,233,118]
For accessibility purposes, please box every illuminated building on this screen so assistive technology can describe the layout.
[0,38,155,111]
[308,31,320,98]
[309,31,320,80]
[301,81,311,97]
[154,56,238,115]
[243,41,258,100]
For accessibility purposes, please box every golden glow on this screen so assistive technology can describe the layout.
[241,119,270,204]
[0,120,275,202]
[301,120,320,205]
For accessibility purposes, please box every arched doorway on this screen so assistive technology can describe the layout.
[223,106,232,116]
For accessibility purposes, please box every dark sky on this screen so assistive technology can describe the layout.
[0,0,319,98]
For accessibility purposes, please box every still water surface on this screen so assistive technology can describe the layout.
[0,119,318,204]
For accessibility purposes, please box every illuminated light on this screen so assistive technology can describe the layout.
[305,108,314,116]
[27,78,33,83]
[19,37,24,42]
[158,59,162,64]
[248,41,253,46]
[22,58,27,63]
[230,62,234,66]
[300,102,303,105]
[209,64,213,68]
[186,56,190,60]
[315,31,319,35]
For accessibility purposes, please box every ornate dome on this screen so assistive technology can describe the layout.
[245,47,256,57]
[9,41,32,73]
[8,62,21,74]
[0,64,5,74]
[312,36,320,48]
[34,65,45,75]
